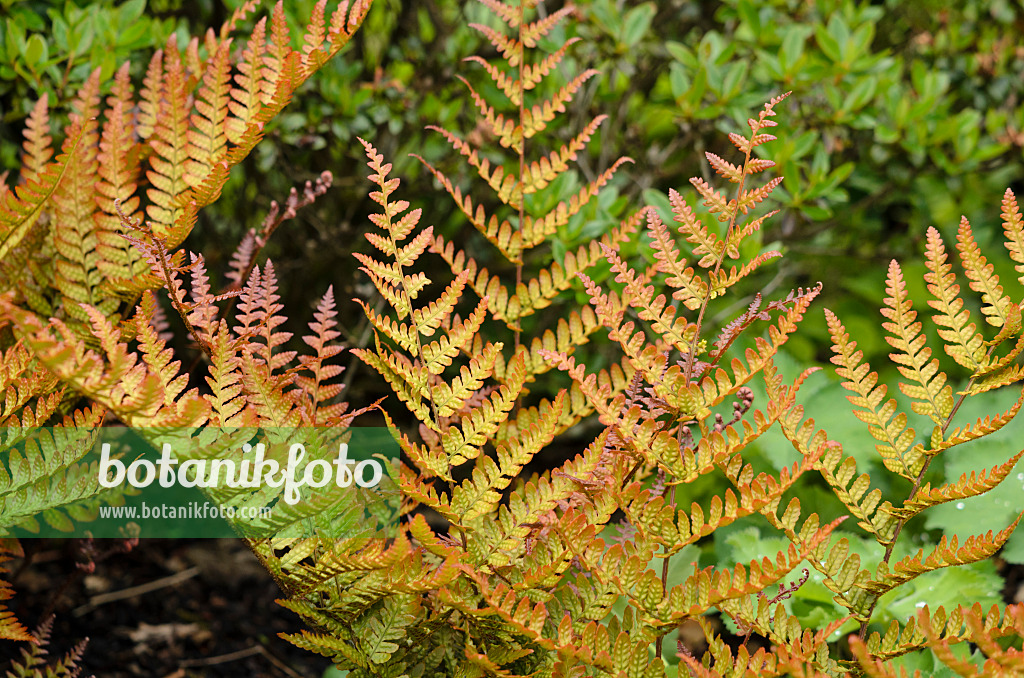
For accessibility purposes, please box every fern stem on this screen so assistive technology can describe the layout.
[683,125,753,385]
[114,198,213,359]
[513,0,526,361]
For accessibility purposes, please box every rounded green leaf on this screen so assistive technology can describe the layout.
[24,33,47,69]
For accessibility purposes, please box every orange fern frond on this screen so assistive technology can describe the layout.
[295,286,348,425]
[19,95,52,186]
[889,450,1024,521]
[96,64,149,296]
[0,539,32,641]
[235,261,295,373]
[0,125,79,265]
[957,215,1014,328]
[145,36,190,240]
[924,226,987,371]
[1002,188,1024,284]
[826,308,924,480]
[863,516,1021,596]
[227,17,269,144]
[880,259,954,426]
[185,40,232,188]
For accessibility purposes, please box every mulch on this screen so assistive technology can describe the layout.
[2,538,332,678]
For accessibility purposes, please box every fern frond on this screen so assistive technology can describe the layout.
[136,47,163,141]
[0,339,62,429]
[134,291,190,411]
[0,540,32,641]
[227,17,269,144]
[521,68,599,140]
[1,299,205,426]
[452,391,566,525]
[602,240,695,351]
[826,308,924,480]
[235,261,296,372]
[917,603,1024,676]
[296,286,348,425]
[95,63,149,296]
[19,95,52,186]
[53,69,114,322]
[862,516,1021,597]
[300,0,329,74]
[185,40,232,188]
[206,320,255,426]
[957,215,1014,328]
[264,2,293,104]
[520,157,633,250]
[928,389,1023,456]
[0,120,81,266]
[420,297,489,377]
[0,424,137,535]
[144,36,191,243]
[880,260,954,426]
[924,226,987,371]
[667,533,838,620]
[432,208,640,328]
[1002,188,1024,284]
[888,450,1024,521]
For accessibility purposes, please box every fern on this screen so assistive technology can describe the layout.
[1,1,1022,675]
[417,0,638,435]
[0,0,377,650]
[0,539,32,641]
[1,616,87,676]
[812,189,1024,657]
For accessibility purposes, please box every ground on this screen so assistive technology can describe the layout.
[3,538,331,678]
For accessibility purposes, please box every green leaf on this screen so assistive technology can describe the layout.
[621,3,655,48]
[721,61,747,98]
[779,26,809,75]
[665,40,693,66]
[117,20,151,50]
[736,0,761,35]
[24,34,47,68]
[118,0,146,26]
[4,20,26,62]
[70,22,94,55]
[842,75,877,113]
[814,21,841,63]
[669,63,690,100]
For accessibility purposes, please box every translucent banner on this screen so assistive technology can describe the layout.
[0,427,402,539]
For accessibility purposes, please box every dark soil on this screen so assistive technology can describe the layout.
[2,538,332,678]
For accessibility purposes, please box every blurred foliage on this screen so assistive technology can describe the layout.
[0,0,192,166]
[563,0,1024,368]
[5,0,1023,375]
